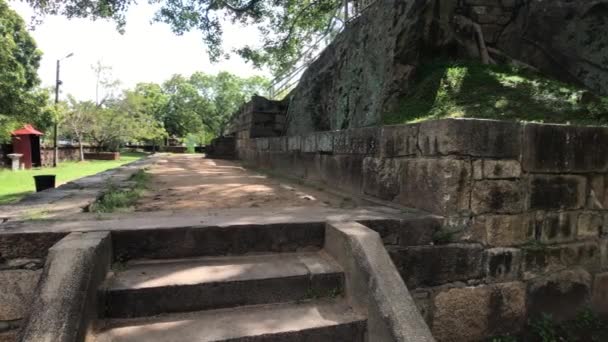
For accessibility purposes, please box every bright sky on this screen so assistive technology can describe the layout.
[9,1,269,102]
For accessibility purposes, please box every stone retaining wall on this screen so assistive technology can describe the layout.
[0,233,66,341]
[236,118,608,340]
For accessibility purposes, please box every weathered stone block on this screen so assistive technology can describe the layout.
[287,136,301,151]
[389,244,484,288]
[396,158,471,216]
[334,127,379,155]
[472,214,534,246]
[379,124,418,157]
[577,212,603,238]
[527,269,591,321]
[319,155,364,194]
[362,157,400,201]
[588,174,605,209]
[268,137,287,152]
[432,282,526,341]
[300,153,321,181]
[592,272,608,315]
[601,238,608,270]
[523,242,601,277]
[473,159,521,180]
[484,248,522,281]
[360,215,442,247]
[471,180,524,214]
[529,175,586,210]
[314,131,334,152]
[301,134,316,153]
[418,119,521,158]
[0,269,42,320]
[522,123,608,173]
[535,211,578,244]
[255,138,269,151]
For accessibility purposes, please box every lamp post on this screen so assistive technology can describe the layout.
[53,52,74,168]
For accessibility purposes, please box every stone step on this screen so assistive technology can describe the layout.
[95,299,366,342]
[101,251,344,318]
[111,222,327,260]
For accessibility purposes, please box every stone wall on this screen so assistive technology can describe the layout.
[236,118,608,340]
[0,233,66,341]
[286,0,608,135]
[225,95,288,139]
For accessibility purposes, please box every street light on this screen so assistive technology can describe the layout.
[53,52,74,168]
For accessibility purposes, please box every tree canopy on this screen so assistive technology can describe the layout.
[59,67,268,151]
[24,0,348,76]
[160,72,268,138]
[0,0,50,142]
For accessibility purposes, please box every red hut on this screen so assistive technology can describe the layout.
[11,125,43,169]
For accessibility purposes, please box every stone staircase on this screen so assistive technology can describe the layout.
[93,249,366,341]
[16,219,433,342]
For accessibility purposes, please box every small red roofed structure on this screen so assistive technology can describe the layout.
[11,124,43,169]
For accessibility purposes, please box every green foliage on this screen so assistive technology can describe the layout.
[24,0,344,76]
[526,309,608,342]
[184,133,198,153]
[161,72,268,138]
[384,60,608,126]
[90,170,150,213]
[0,0,50,142]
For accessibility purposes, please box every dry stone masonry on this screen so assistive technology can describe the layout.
[286,0,608,135]
[236,118,608,340]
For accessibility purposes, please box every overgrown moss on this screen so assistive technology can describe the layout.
[384,60,608,126]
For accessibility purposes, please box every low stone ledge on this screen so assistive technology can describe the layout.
[18,231,112,342]
[523,123,608,173]
[324,221,434,342]
[418,119,521,158]
[379,125,418,158]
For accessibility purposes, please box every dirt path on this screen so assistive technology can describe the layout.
[135,154,348,212]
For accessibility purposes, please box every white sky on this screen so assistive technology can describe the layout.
[9,1,270,101]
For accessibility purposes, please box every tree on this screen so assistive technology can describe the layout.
[92,61,121,106]
[189,72,269,134]
[87,91,167,151]
[23,0,348,76]
[161,75,209,139]
[159,72,268,140]
[0,0,49,142]
[63,97,96,161]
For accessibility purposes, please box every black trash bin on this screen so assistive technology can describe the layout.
[33,175,56,192]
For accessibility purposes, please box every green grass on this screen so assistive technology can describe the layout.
[0,152,147,205]
[89,169,150,213]
[384,60,608,126]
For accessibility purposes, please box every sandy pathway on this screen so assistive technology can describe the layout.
[135,155,347,212]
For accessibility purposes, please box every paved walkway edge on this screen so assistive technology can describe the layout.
[325,221,435,342]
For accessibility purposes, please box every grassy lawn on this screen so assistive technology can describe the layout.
[0,152,147,205]
[384,60,608,126]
